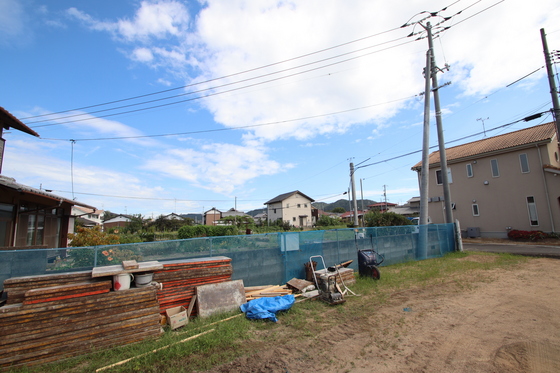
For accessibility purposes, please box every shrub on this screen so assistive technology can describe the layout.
[364,211,414,227]
[507,229,548,241]
[316,215,341,227]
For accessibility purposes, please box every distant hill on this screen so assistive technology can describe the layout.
[246,208,266,217]
[313,199,377,212]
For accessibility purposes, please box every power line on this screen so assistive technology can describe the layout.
[29,37,417,128]
[25,1,487,128]
[40,95,418,142]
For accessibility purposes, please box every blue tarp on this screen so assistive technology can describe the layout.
[240,294,295,322]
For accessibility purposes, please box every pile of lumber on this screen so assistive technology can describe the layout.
[153,256,233,316]
[0,273,161,370]
[244,285,293,301]
[3,271,93,305]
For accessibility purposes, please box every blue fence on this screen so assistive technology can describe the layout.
[0,223,456,290]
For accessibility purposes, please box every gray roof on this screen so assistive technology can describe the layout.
[264,190,315,205]
[0,175,96,209]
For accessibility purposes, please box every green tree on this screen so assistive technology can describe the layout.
[364,211,413,227]
[332,207,346,213]
[316,215,342,227]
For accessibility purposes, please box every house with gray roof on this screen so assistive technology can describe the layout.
[264,191,315,228]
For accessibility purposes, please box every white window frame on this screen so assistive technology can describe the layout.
[526,196,539,226]
[466,163,473,178]
[472,204,479,216]
[519,153,530,173]
[435,168,453,185]
[490,159,500,177]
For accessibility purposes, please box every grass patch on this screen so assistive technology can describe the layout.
[10,251,528,373]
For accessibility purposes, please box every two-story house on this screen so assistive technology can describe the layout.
[412,122,560,238]
[264,191,314,228]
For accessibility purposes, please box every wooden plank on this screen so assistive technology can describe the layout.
[91,261,163,278]
[286,278,314,292]
[196,279,245,318]
[24,280,112,297]
[122,260,138,270]
[187,295,197,318]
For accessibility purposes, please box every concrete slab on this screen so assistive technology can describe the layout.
[196,279,246,318]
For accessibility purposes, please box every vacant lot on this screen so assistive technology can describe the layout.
[14,252,560,373]
[206,254,560,373]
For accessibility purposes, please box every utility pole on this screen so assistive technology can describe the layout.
[383,185,387,212]
[418,49,432,260]
[360,179,364,213]
[477,117,489,137]
[425,21,453,224]
[349,162,359,227]
[541,28,560,136]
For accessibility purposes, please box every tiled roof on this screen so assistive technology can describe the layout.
[0,107,39,137]
[412,122,558,169]
[264,190,315,204]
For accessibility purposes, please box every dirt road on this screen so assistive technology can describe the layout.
[208,256,560,373]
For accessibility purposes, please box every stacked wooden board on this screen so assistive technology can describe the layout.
[0,271,161,370]
[153,256,233,317]
[244,285,293,301]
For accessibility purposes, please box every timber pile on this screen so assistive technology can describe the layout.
[3,271,93,305]
[153,256,233,316]
[244,285,292,301]
[0,278,161,370]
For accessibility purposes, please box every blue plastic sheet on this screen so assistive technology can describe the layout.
[240,294,295,322]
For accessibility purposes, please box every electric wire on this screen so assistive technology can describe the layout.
[25,0,490,128]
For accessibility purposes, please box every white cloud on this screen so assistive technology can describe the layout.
[131,47,154,62]
[143,142,292,194]
[0,0,27,45]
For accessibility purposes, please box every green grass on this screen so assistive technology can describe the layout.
[9,251,527,373]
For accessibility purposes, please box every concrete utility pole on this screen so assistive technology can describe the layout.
[349,162,359,227]
[541,28,560,136]
[425,21,453,224]
[418,49,432,260]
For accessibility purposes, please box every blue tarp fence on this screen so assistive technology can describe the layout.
[0,223,456,290]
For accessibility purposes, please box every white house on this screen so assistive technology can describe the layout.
[264,191,315,228]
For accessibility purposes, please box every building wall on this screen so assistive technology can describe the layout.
[425,142,560,237]
[204,209,221,225]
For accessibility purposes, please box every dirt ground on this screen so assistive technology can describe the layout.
[206,256,560,373]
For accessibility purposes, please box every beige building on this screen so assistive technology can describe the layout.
[412,122,560,238]
[264,191,314,228]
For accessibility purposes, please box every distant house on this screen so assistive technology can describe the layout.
[412,122,560,238]
[71,206,104,228]
[368,202,397,213]
[221,208,250,219]
[340,210,367,225]
[103,215,132,230]
[204,208,222,226]
[264,191,314,228]
[388,197,420,217]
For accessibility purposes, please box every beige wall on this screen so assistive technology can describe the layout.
[423,141,560,237]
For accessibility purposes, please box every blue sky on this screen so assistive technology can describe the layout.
[1,0,559,218]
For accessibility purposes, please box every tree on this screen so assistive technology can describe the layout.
[364,211,413,227]
[316,215,341,227]
[332,207,346,213]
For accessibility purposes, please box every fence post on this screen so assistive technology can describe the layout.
[209,237,213,257]
[93,247,98,267]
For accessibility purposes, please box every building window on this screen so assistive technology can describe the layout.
[435,169,453,185]
[293,217,296,221]
[286,204,289,208]
[490,159,499,177]
[304,204,307,208]
[273,209,277,214]
[519,153,530,173]
[297,204,301,208]
[472,204,479,216]
[466,163,473,178]
[527,196,539,226]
